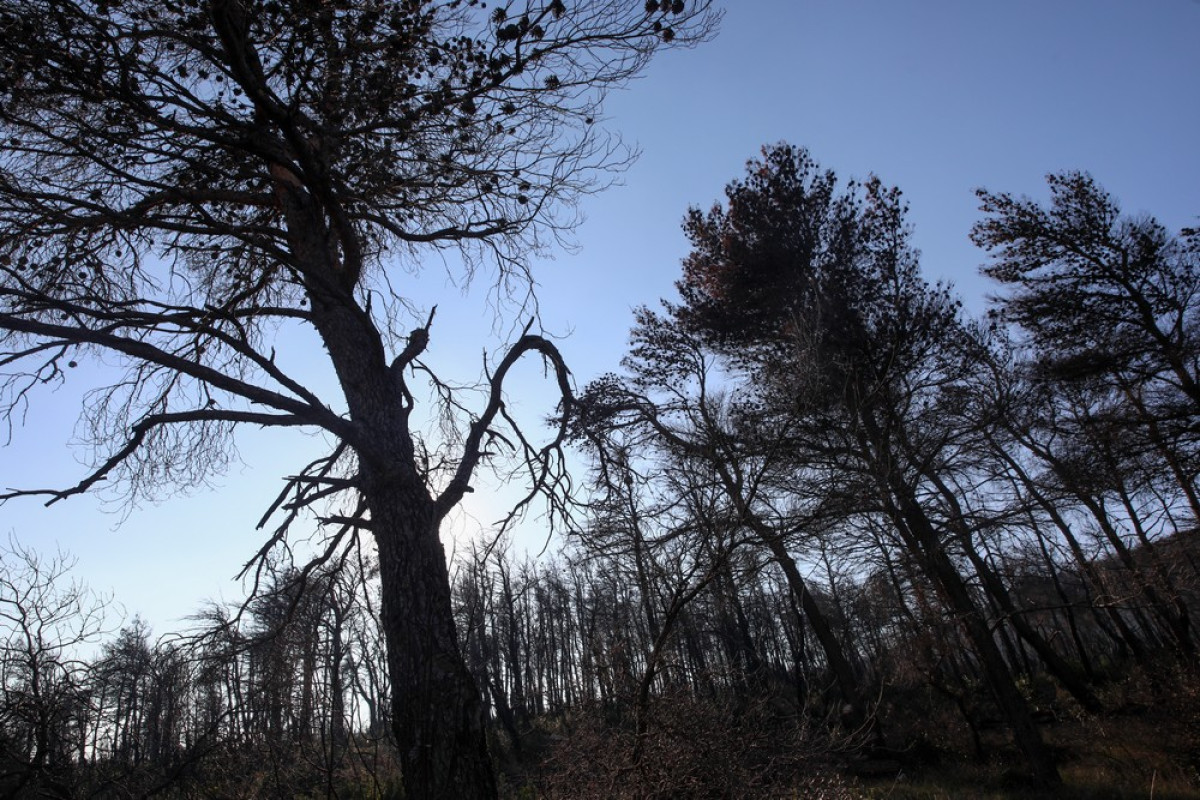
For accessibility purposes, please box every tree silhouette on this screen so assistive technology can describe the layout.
[0,540,110,796]
[0,1,717,796]
[582,144,1066,786]
[974,171,1200,415]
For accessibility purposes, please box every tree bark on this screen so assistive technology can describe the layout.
[301,298,497,796]
[277,149,499,796]
[371,486,498,800]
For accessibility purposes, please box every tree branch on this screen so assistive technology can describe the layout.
[435,325,573,520]
[1,408,306,506]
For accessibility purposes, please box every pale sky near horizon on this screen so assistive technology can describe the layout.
[3,0,1199,637]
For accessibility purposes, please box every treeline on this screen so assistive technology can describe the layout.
[553,146,1200,791]
[4,145,1200,797]
[0,545,399,797]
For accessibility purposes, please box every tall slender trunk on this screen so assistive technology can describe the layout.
[885,495,1061,787]
[920,468,1103,712]
[857,410,1059,786]
[329,598,348,748]
[1119,381,1200,525]
[708,455,879,738]
[757,521,889,748]
[1075,490,1193,654]
[1004,416,1192,653]
[994,432,1149,660]
[1026,504,1097,680]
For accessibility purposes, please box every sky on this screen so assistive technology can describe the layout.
[3,0,1199,636]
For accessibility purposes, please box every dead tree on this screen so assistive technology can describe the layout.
[0,1,718,796]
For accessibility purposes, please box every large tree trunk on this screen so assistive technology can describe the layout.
[371,485,498,800]
[305,303,497,797]
[280,171,499,798]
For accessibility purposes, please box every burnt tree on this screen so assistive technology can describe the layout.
[0,1,717,796]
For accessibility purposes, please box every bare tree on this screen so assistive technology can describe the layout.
[0,538,110,797]
[574,315,881,747]
[0,1,718,796]
[578,145,1068,785]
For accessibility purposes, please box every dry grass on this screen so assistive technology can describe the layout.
[520,693,863,799]
[858,664,1200,800]
[505,661,1200,799]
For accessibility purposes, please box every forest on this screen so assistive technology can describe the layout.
[5,144,1200,799]
[2,1,1199,798]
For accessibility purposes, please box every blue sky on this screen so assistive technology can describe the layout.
[4,0,1199,634]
